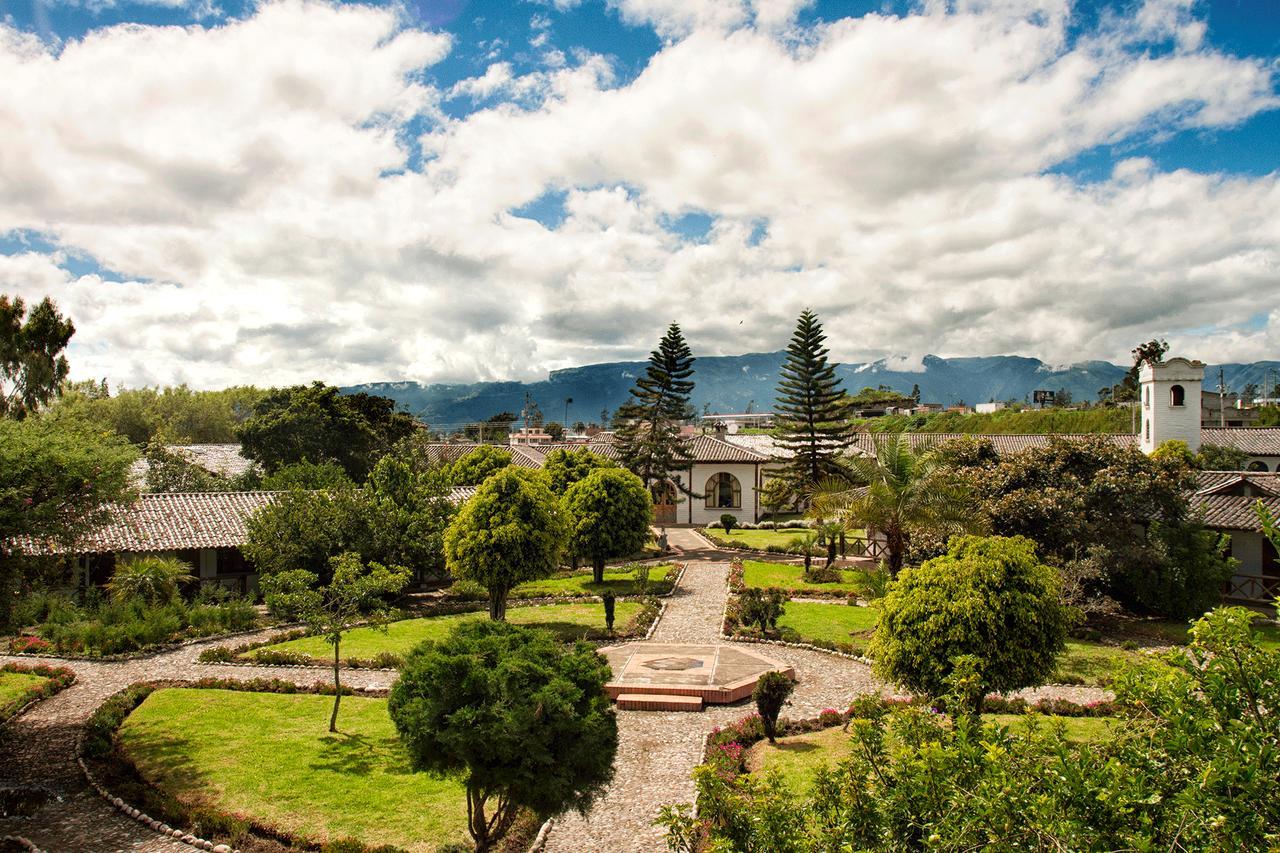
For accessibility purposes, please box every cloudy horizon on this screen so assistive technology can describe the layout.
[2,0,1278,390]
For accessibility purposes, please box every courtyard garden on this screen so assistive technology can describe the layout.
[0,663,76,724]
[508,562,676,598]
[737,559,869,596]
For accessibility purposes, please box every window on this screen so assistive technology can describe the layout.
[1247,460,1269,472]
[1170,384,1185,406]
[704,472,741,509]
[1144,418,1150,441]
[1143,386,1149,408]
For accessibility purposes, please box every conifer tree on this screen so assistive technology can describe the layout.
[773,309,853,494]
[615,323,697,497]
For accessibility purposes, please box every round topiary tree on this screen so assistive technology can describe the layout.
[868,534,1068,715]
[444,467,566,619]
[389,621,618,852]
[449,445,514,486]
[563,467,653,583]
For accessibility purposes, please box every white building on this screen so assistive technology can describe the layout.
[1139,357,1206,453]
[975,401,1008,414]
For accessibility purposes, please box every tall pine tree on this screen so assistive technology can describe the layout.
[774,309,853,495]
[615,323,696,497]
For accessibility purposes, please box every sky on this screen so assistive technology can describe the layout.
[1,0,1278,389]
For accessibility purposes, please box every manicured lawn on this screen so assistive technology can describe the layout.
[748,715,1118,789]
[252,601,644,661]
[776,601,878,653]
[0,671,48,711]
[742,560,865,595]
[511,564,674,597]
[1052,640,1149,686]
[118,688,468,850]
[705,528,815,551]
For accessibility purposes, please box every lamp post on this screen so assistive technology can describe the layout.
[564,397,572,432]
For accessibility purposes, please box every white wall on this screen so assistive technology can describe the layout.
[1140,359,1204,453]
[1230,530,1266,577]
[686,462,760,526]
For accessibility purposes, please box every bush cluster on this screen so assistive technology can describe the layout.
[12,587,258,657]
[705,519,812,531]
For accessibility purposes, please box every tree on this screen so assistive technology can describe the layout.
[449,445,513,486]
[243,488,369,585]
[259,459,353,490]
[465,411,517,442]
[544,420,565,440]
[542,447,616,495]
[773,310,853,497]
[563,468,652,583]
[237,382,415,480]
[105,555,191,604]
[1,294,74,420]
[142,440,249,493]
[1115,338,1169,402]
[389,621,617,851]
[1195,442,1250,471]
[753,670,795,744]
[0,418,136,628]
[811,433,977,575]
[614,323,697,498]
[361,454,455,585]
[869,535,1068,714]
[262,552,409,731]
[444,468,566,619]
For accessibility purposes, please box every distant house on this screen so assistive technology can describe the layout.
[703,412,775,434]
[1201,389,1260,428]
[1191,471,1279,605]
[975,401,1008,414]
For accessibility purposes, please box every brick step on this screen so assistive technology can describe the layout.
[615,693,704,712]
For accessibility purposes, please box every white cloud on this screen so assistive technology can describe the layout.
[1,0,1278,390]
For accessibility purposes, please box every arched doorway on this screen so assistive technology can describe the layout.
[652,481,677,525]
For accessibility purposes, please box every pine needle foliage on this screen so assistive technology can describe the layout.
[773,310,853,493]
[615,323,697,497]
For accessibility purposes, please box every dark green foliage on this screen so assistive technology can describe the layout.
[237,382,416,481]
[389,621,617,852]
[542,447,615,495]
[106,555,191,604]
[602,590,616,632]
[260,459,355,490]
[0,417,137,630]
[614,323,696,497]
[869,535,1068,709]
[449,445,513,486]
[773,310,853,495]
[677,606,1279,851]
[720,513,737,533]
[45,382,266,445]
[1195,442,1251,471]
[444,468,566,620]
[563,468,652,583]
[0,293,74,420]
[739,588,785,632]
[753,670,795,743]
[141,440,259,493]
[1110,521,1236,619]
[244,489,368,585]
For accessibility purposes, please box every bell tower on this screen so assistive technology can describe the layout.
[1139,357,1204,454]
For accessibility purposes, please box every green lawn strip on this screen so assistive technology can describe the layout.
[704,529,815,550]
[0,671,49,711]
[511,564,673,597]
[776,601,878,654]
[748,715,1119,790]
[1052,640,1151,686]
[117,688,468,850]
[251,601,643,661]
[741,560,864,595]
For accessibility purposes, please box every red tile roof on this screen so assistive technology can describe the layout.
[1199,428,1280,456]
[1192,494,1280,532]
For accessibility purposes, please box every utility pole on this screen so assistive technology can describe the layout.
[1219,366,1226,428]
[564,397,572,430]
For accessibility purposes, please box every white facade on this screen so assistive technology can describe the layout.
[975,401,1007,414]
[671,462,761,527]
[1139,358,1205,454]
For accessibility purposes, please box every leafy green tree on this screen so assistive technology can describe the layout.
[1195,442,1251,470]
[449,445,513,486]
[237,382,415,480]
[243,489,369,585]
[0,418,136,628]
[362,454,455,584]
[563,468,652,583]
[1115,338,1169,402]
[389,621,617,852]
[1,294,74,420]
[614,323,697,498]
[260,459,354,491]
[261,552,409,731]
[45,383,266,445]
[141,440,242,493]
[753,670,795,744]
[773,309,853,496]
[542,447,615,495]
[444,468,566,619]
[811,433,977,575]
[869,535,1068,713]
[105,555,192,604]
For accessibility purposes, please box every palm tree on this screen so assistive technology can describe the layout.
[809,433,978,575]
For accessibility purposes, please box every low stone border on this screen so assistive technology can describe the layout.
[0,835,46,853]
[4,624,281,663]
[528,817,554,852]
[723,632,873,665]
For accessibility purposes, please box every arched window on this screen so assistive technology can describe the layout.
[1247,460,1269,472]
[1143,386,1149,408]
[704,472,741,509]
[1170,384,1185,406]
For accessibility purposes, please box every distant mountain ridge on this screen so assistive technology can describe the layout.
[345,353,1280,431]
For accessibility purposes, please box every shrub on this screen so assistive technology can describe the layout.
[106,555,192,605]
[721,513,738,533]
[602,590,616,633]
[739,589,785,632]
[802,563,840,584]
[869,535,1069,713]
[753,671,795,743]
[757,521,776,530]
[446,579,488,601]
[10,634,52,654]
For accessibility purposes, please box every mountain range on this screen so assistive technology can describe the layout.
[346,353,1280,431]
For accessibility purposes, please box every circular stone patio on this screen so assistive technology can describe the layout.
[601,642,794,710]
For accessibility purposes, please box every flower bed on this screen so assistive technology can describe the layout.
[0,663,76,725]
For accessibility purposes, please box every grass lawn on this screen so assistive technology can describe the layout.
[705,528,815,551]
[776,601,878,654]
[748,715,1118,789]
[0,671,48,711]
[742,560,865,595]
[511,564,673,597]
[252,601,644,661]
[118,688,468,850]
[1052,640,1150,686]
